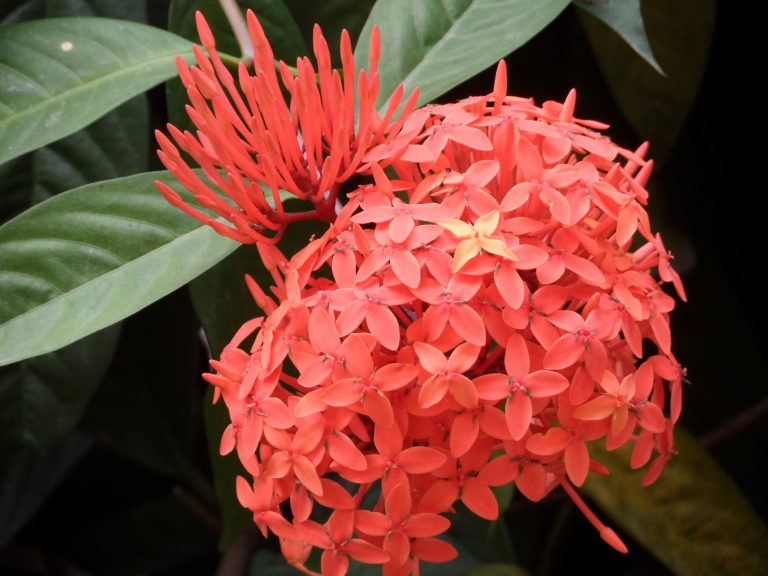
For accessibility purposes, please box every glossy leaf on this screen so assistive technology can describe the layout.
[354,0,570,109]
[579,0,716,160]
[0,96,148,222]
[0,18,194,164]
[584,428,768,575]
[0,432,91,546]
[574,0,662,74]
[0,171,238,367]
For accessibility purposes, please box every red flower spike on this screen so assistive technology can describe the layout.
[163,20,687,570]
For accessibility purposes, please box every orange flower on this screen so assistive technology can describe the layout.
[161,17,687,572]
[156,11,417,244]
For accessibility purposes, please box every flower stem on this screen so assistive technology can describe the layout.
[219,0,253,62]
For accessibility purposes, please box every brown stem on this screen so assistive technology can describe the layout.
[700,394,768,448]
[216,527,260,576]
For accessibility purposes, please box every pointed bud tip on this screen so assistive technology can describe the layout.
[194,11,215,50]
[600,527,628,554]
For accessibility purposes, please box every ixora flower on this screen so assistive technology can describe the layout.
[157,10,686,576]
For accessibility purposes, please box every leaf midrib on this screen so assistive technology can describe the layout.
[0,50,192,131]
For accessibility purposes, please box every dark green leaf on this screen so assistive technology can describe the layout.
[190,216,324,548]
[447,503,516,564]
[0,0,43,24]
[579,0,716,160]
[249,549,304,576]
[191,246,277,549]
[354,0,570,109]
[0,432,91,546]
[0,18,194,164]
[61,493,217,575]
[584,428,768,576]
[0,171,238,366]
[83,292,210,496]
[44,0,146,20]
[282,0,375,64]
[574,0,662,74]
[0,326,120,450]
[463,564,530,576]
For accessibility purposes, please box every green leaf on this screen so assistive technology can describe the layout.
[574,0,662,74]
[82,292,210,497]
[354,0,570,109]
[0,18,194,164]
[0,432,91,546]
[0,171,238,367]
[447,503,516,564]
[579,0,716,160]
[1,95,148,222]
[583,428,768,575]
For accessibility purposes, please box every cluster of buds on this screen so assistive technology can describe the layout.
[157,11,686,576]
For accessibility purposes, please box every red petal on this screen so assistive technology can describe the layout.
[390,249,421,288]
[293,455,323,496]
[344,539,390,564]
[526,428,570,456]
[543,335,584,370]
[384,530,411,567]
[572,395,617,420]
[506,392,532,441]
[564,440,590,486]
[524,370,569,397]
[321,551,349,576]
[516,463,547,502]
[411,538,458,563]
[414,342,447,373]
[355,510,390,536]
[448,304,486,346]
[450,411,479,457]
[478,456,518,486]
[396,447,446,474]
[461,477,498,520]
[367,304,401,350]
[363,390,395,428]
[405,513,451,538]
[327,432,368,471]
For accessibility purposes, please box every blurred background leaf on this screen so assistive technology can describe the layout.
[584,428,768,575]
[579,0,716,161]
[574,0,662,73]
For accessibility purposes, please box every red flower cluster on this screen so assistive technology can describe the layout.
[158,11,686,576]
